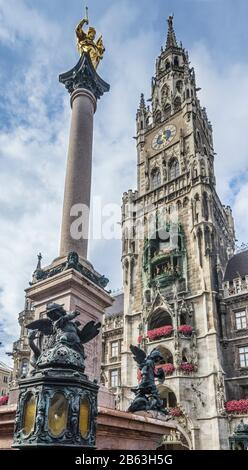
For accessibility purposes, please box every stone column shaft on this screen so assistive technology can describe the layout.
[60,88,96,259]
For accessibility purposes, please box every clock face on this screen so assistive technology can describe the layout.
[152,125,177,150]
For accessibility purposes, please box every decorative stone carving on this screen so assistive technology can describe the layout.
[215,369,226,414]
[30,252,109,290]
[59,53,109,100]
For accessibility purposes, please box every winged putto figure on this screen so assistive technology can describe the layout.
[128,345,166,413]
[27,303,101,372]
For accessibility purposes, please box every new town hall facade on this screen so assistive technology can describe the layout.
[11,18,248,450]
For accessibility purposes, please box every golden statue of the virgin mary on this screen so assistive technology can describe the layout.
[75,10,105,69]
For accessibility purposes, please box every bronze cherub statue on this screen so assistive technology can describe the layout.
[27,303,101,373]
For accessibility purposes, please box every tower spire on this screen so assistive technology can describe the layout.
[165,15,178,49]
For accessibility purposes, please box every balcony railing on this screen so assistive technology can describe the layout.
[223,278,248,298]
[13,338,30,352]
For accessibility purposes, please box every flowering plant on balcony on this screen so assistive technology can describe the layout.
[147,325,173,341]
[178,325,193,336]
[0,395,8,406]
[169,407,183,418]
[137,335,143,344]
[179,362,195,373]
[156,363,175,376]
[225,399,248,414]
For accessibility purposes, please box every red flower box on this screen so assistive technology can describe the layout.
[179,362,195,373]
[0,395,8,406]
[137,335,143,344]
[178,325,193,336]
[225,399,248,414]
[147,325,173,341]
[156,363,175,376]
[169,407,183,417]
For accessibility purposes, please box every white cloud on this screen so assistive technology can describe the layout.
[191,43,248,241]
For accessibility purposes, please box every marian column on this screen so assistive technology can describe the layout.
[9,16,113,403]
[59,18,109,260]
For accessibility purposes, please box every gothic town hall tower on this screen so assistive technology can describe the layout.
[120,17,235,449]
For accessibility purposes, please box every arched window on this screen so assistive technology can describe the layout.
[174,56,179,67]
[20,360,29,378]
[146,115,152,127]
[176,80,183,93]
[158,386,177,408]
[151,168,161,189]
[169,159,179,180]
[174,96,181,112]
[130,258,135,292]
[164,104,171,119]
[157,346,174,364]
[148,308,172,330]
[197,229,203,267]
[165,60,170,70]
[186,89,190,99]
[202,192,209,221]
[180,310,187,326]
[155,110,162,123]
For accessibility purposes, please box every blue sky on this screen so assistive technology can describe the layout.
[0,0,248,364]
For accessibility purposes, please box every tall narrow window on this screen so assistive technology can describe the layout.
[202,192,209,221]
[110,369,119,387]
[235,311,247,330]
[174,96,181,112]
[111,341,118,357]
[239,346,248,368]
[151,168,161,189]
[197,229,203,267]
[21,360,29,377]
[174,56,179,67]
[169,159,179,180]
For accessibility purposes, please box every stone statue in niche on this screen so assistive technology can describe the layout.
[215,370,226,413]
[128,346,166,413]
[194,196,201,223]
[161,85,169,106]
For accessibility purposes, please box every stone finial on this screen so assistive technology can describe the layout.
[165,15,178,49]
[36,253,42,271]
[139,93,145,110]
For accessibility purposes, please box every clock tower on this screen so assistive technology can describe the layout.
[119,16,236,449]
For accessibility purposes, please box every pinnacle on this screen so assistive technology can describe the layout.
[139,93,145,109]
[165,15,178,49]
